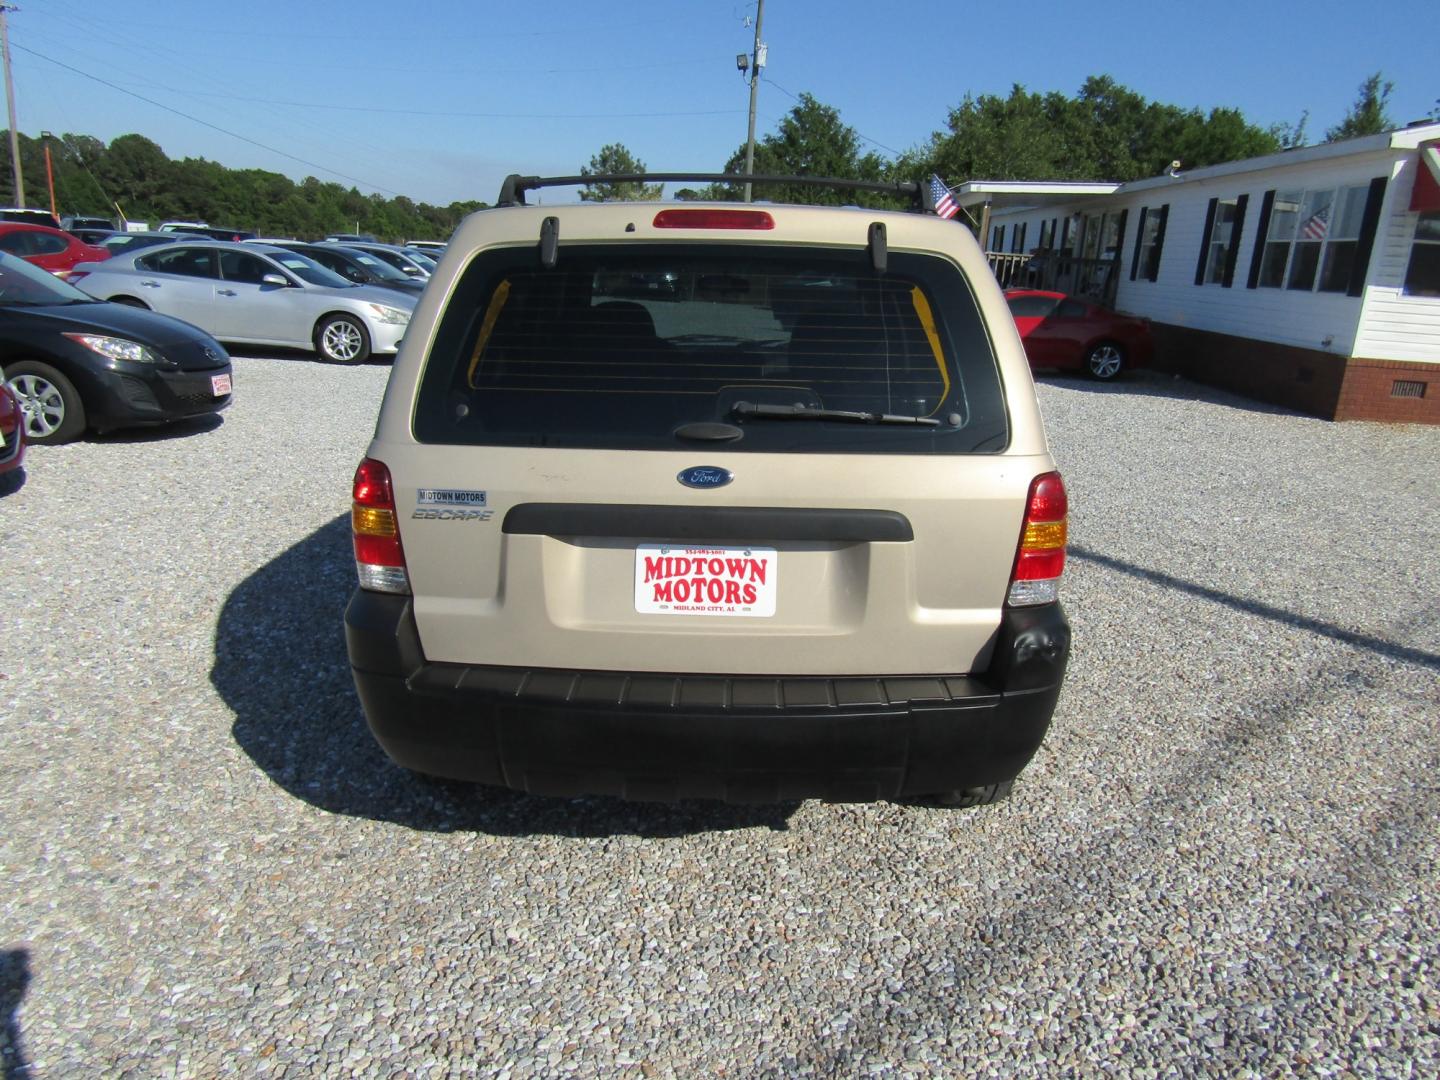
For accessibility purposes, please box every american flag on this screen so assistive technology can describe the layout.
[1301,202,1330,241]
[930,174,958,220]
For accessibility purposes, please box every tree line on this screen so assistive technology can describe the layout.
[1,71,1425,236]
[0,131,486,240]
[584,72,1424,211]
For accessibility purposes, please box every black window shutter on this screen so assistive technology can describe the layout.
[1114,208,1129,261]
[1019,222,1028,252]
[1347,176,1388,297]
[1150,206,1169,281]
[1060,217,1071,251]
[1196,197,1219,285]
[1130,207,1148,280]
[1247,190,1276,289]
[1221,194,1249,288]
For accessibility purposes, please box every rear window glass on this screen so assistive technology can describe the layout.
[414,244,1007,453]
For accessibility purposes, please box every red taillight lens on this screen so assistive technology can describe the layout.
[1007,472,1068,606]
[352,457,410,593]
[652,208,775,230]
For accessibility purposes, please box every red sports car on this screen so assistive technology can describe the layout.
[0,222,111,280]
[0,371,25,478]
[1004,289,1153,380]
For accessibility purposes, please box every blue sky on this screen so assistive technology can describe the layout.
[7,0,1436,207]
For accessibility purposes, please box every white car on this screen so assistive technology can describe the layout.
[70,241,414,363]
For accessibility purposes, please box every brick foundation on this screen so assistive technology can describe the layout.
[1148,323,1440,424]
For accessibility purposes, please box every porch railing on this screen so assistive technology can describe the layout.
[984,251,1123,306]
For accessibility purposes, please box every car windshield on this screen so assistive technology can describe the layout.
[1006,294,1061,318]
[0,250,97,305]
[414,244,1008,454]
[351,253,411,282]
[404,250,438,271]
[270,251,352,288]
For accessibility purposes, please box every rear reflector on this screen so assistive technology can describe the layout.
[653,208,775,230]
[352,457,410,594]
[1007,472,1067,607]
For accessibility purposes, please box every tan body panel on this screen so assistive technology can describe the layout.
[377,442,1053,675]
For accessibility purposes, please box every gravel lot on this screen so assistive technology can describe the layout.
[2,354,1438,1077]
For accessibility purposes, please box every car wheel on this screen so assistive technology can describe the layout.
[315,314,371,364]
[6,360,87,445]
[109,295,149,309]
[1085,341,1125,380]
[909,779,1014,809]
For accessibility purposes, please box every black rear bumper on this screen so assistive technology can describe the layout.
[345,591,1070,803]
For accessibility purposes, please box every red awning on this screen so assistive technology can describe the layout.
[1411,141,1440,213]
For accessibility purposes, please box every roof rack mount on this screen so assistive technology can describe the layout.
[496,173,935,214]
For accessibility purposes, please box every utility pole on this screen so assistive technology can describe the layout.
[741,0,765,203]
[1,3,22,208]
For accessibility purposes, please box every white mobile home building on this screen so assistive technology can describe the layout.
[959,122,1440,423]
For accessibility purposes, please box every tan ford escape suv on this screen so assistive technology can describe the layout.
[344,173,1070,805]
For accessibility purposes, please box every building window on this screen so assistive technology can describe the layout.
[1130,205,1168,282]
[1203,199,1241,284]
[991,224,1004,251]
[1403,211,1440,297]
[1010,222,1027,253]
[1257,184,1371,293]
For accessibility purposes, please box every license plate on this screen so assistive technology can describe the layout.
[634,544,776,617]
[211,373,232,396]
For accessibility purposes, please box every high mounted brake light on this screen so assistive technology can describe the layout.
[352,457,410,594]
[1007,472,1067,607]
[653,209,775,230]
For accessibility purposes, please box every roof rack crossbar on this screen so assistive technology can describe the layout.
[497,173,929,211]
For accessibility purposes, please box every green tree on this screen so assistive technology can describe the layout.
[1325,73,1395,141]
[719,92,895,206]
[579,143,663,201]
[905,76,1280,183]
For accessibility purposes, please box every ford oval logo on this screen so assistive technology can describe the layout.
[678,466,733,489]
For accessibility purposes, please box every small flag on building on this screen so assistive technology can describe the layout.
[1301,202,1330,241]
[930,174,959,220]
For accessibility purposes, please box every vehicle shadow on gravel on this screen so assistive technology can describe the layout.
[89,413,225,444]
[0,948,31,1079]
[213,515,799,837]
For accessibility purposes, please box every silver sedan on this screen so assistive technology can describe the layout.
[69,242,415,363]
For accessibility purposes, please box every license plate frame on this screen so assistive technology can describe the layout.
[634,544,777,617]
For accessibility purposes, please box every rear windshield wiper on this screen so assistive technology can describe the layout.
[731,400,942,426]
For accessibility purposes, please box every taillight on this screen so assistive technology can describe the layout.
[352,457,410,594]
[1007,472,1067,607]
[653,208,775,230]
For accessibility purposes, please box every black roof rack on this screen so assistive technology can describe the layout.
[496,173,937,214]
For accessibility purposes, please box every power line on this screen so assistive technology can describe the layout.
[94,80,744,121]
[760,76,909,159]
[10,40,405,194]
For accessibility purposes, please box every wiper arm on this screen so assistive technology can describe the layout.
[731,400,942,426]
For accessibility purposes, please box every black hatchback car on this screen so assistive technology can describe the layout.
[0,251,233,444]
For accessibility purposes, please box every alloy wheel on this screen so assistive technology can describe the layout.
[8,373,65,439]
[1088,344,1123,379]
[322,320,364,362]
